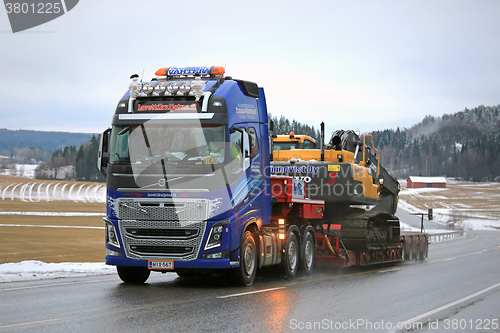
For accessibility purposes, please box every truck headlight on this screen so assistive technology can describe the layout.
[105,220,120,248]
[204,221,229,250]
[166,82,179,94]
[179,81,191,95]
[154,82,167,95]
[142,82,154,96]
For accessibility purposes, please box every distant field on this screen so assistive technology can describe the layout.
[0,175,105,264]
[399,180,500,230]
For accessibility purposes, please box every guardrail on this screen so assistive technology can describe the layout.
[429,229,464,242]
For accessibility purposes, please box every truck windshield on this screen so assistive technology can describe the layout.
[109,124,227,166]
[274,142,298,151]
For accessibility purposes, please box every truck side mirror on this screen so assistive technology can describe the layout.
[243,131,251,170]
[428,208,433,220]
[242,131,250,158]
[97,128,111,176]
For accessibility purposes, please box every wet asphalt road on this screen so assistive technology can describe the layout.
[1,222,499,332]
[396,208,447,231]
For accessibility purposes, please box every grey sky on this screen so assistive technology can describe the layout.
[1,0,499,135]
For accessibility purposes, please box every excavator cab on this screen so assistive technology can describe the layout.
[273,132,316,151]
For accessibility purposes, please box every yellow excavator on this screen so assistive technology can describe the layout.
[270,123,401,251]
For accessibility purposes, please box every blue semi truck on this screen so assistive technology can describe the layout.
[97,66,428,286]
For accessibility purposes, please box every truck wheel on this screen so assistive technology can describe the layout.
[299,232,315,275]
[234,231,257,286]
[414,240,420,261]
[116,266,151,284]
[283,233,299,279]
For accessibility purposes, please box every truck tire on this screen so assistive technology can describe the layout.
[299,232,315,275]
[234,230,257,286]
[420,236,427,260]
[407,237,413,260]
[283,233,299,279]
[414,239,420,261]
[116,266,151,284]
[401,238,406,260]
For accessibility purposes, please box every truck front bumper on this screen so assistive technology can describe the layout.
[105,256,239,269]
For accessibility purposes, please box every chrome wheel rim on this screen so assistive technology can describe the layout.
[304,240,313,269]
[288,241,297,271]
[243,244,255,276]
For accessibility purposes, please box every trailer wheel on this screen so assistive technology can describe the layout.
[420,236,427,260]
[401,238,406,260]
[116,266,151,284]
[300,232,315,275]
[283,233,299,279]
[234,230,257,286]
[407,237,413,260]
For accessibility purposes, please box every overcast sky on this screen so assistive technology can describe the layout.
[1,0,499,135]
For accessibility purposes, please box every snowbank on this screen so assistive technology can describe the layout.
[0,261,115,283]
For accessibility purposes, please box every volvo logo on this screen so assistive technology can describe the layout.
[158,178,167,187]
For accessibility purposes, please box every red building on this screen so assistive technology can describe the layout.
[407,176,447,188]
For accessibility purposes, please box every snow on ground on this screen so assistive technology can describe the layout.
[398,180,500,231]
[0,178,106,203]
[0,261,115,283]
[0,164,39,178]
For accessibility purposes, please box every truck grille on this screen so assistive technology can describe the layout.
[117,198,207,221]
[116,198,208,261]
[126,228,199,239]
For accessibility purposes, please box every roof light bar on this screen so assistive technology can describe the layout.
[155,66,225,77]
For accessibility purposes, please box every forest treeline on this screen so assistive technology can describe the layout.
[268,114,321,143]
[34,135,105,182]
[0,128,95,156]
[370,105,500,181]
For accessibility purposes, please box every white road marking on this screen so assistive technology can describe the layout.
[0,318,63,329]
[0,277,117,292]
[387,281,500,333]
[217,286,286,299]
[378,268,400,273]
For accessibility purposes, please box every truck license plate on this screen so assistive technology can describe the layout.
[203,157,218,164]
[148,260,174,270]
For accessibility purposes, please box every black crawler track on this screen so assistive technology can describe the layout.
[321,208,401,251]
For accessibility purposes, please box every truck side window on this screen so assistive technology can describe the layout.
[246,127,259,158]
[230,130,242,163]
[303,139,316,149]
